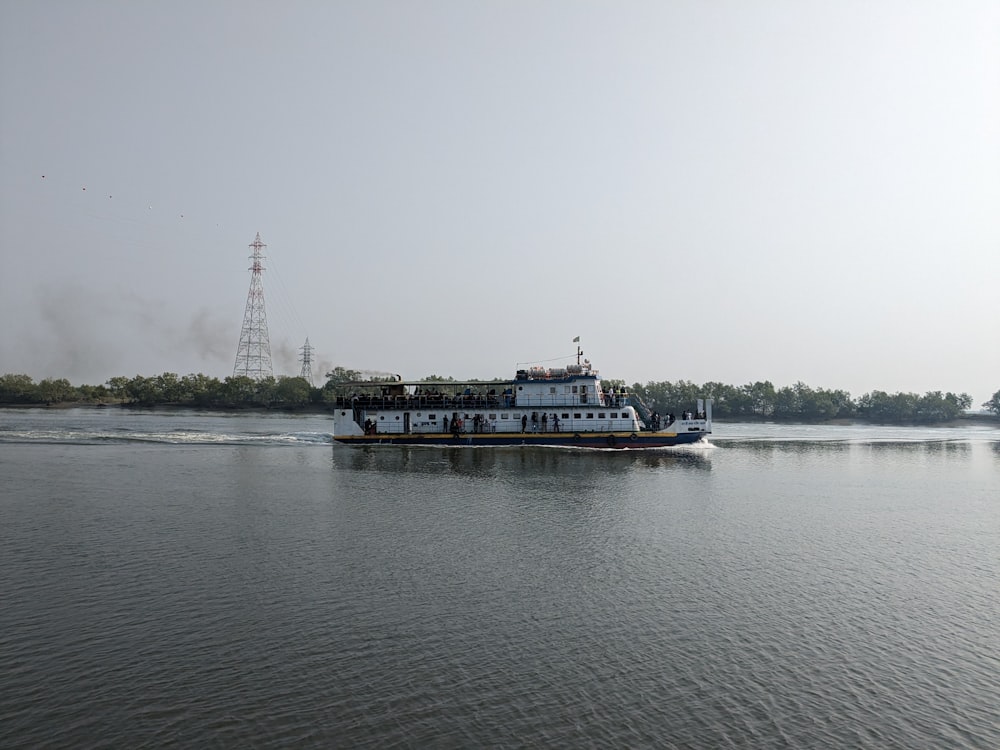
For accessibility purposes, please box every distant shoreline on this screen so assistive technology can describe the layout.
[3,402,996,427]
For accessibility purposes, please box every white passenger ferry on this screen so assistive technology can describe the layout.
[331,348,712,449]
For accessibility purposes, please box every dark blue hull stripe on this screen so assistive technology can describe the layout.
[334,431,708,449]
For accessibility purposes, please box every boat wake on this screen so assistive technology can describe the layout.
[0,428,335,446]
[585,438,716,453]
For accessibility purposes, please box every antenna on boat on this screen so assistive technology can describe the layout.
[573,336,583,366]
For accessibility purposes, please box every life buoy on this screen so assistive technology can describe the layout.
[630,432,638,441]
[607,434,616,447]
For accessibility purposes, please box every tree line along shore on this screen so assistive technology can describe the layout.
[1,371,999,424]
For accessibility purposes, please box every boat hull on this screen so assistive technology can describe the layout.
[332,430,708,449]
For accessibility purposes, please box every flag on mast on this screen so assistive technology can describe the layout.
[573,336,580,342]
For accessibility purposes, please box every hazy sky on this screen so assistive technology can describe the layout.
[2,1,998,403]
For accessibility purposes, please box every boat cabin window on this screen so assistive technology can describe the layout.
[586,413,594,419]
[610,413,618,418]
[549,387,556,394]
[429,414,436,420]
[574,413,581,419]
[501,413,509,419]
[562,413,569,419]
[572,386,578,393]
[598,413,605,418]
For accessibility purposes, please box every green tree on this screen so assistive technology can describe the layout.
[221,375,256,406]
[252,376,278,406]
[0,374,37,403]
[126,375,159,406]
[701,381,746,417]
[155,372,184,403]
[76,383,110,402]
[326,366,362,383]
[772,384,799,417]
[858,391,920,422]
[742,381,776,416]
[796,385,852,420]
[106,376,130,403]
[914,391,972,421]
[36,378,75,404]
[983,390,1000,416]
[633,380,703,414]
[322,366,363,400]
[181,373,221,406]
[273,376,311,406]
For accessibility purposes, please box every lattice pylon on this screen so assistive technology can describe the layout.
[233,232,273,380]
[299,337,315,386]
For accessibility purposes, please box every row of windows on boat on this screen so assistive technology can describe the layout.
[360,410,637,435]
[363,411,634,422]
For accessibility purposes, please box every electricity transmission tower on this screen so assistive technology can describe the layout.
[299,337,315,386]
[233,232,273,380]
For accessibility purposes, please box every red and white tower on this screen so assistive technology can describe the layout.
[233,232,273,380]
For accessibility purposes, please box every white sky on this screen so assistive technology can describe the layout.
[1,1,998,403]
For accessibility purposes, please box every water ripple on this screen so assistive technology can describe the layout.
[1,416,998,748]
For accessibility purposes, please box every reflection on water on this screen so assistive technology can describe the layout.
[715,419,1000,445]
[727,438,977,458]
[332,444,713,477]
[864,440,972,455]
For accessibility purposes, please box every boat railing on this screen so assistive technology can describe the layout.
[335,394,510,411]
[332,394,633,411]
[512,394,633,409]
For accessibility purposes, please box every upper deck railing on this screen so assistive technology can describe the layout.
[332,392,634,412]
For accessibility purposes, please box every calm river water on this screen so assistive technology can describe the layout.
[2,409,998,748]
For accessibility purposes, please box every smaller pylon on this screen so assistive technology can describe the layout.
[299,338,315,386]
